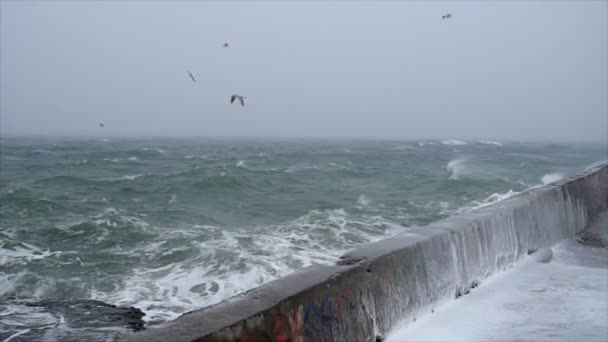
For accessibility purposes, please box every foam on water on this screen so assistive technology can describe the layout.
[88,208,402,322]
[478,140,503,146]
[441,140,467,146]
[141,147,166,154]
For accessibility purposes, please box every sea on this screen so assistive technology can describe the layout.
[0,137,605,341]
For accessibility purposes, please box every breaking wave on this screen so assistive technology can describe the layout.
[541,173,564,184]
[442,140,467,146]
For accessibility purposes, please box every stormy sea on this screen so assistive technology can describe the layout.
[0,137,605,341]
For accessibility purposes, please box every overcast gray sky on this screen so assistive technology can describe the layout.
[1,1,606,142]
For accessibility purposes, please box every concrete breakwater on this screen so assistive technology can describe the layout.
[125,163,608,342]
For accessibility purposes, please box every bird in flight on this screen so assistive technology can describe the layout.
[99,122,105,127]
[223,42,229,47]
[187,71,196,82]
[230,94,246,106]
[442,14,453,19]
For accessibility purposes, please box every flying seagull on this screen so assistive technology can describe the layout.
[230,94,246,106]
[99,122,104,127]
[187,71,196,82]
[223,42,229,47]
[442,14,453,19]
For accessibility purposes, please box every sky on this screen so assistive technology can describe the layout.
[1,1,607,143]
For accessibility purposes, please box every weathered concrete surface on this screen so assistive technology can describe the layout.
[124,163,608,342]
[386,211,608,341]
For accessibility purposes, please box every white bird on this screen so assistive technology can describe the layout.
[230,94,246,106]
[442,14,453,19]
[187,71,196,82]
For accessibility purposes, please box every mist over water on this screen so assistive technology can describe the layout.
[0,137,605,340]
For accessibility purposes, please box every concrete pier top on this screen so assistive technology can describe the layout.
[387,210,608,341]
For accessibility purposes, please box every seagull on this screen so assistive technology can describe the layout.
[223,42,229,47]
[442,14,453,19]
[230,94,246,106]
[99,122,104,127]
[187,70,196,82]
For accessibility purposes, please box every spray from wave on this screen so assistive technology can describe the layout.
[541,173,563,184]
[447,158,468,180]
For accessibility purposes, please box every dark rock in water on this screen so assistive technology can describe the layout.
[0,298,146,342]
[26,299,146,331]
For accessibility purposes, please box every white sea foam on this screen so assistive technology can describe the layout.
[327,162,351,170]
[98,174,143,181]
[390,145,414,150]
[128,156,138,161]
[185,155,208,160]
[442,140,467,146]
[89,208,403,322]
[0,242,62,267]
[541,173,564,184]
[141,147,166,154]
[478,140,503,146]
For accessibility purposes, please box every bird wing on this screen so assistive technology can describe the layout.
[188,71,196,82]
[239,97,245,106]
[230,95,236,103]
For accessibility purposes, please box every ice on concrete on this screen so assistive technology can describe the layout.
[388,211,608,342]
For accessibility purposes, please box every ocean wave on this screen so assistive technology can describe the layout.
[541,173,564,185]
[97,174,144,182]
[447,158,468,180]
[478,140,503,146]
[141,147,166,154]
[0,239,62,267]
[442,140,467,146]
[357,194,372,208]
[457,189,520,213]
[389,145,414,150]
[285,165,319,173]
[89,208,403,322]
[184,155,208,160]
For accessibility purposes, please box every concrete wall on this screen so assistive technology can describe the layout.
[125,163,608,342]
